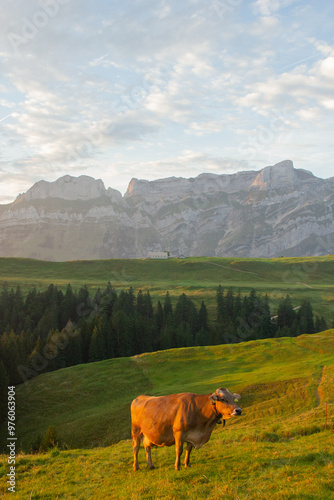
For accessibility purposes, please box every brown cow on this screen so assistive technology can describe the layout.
[131,387,241,471]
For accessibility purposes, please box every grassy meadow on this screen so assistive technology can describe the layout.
[1,255,334,319]
[1,255,334,498]
[1,329,334,498]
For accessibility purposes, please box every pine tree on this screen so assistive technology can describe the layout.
[158,324,175,350]
[136,290,145,316]
[77,285,91,319]
[297,300,314,334]
[276,295,296,330]
[174,294,198,334]
[198,301,208,331]
[60,284,78,326]
[234,291,242,325]
[155,301,164,333]
[24,287,43,330]
[163,291,173,319]
[256,295,274,339]
[226,287,234,320]
[216,285,225,322]
[117,289,135,317]
[144,291,153,319]
[320,316,328,331]
[29,336,47,375]
[315,316,321,333]
[0,359,9,422]
[64,324,83,366]
[40,426,59,452]
[1,331,21,384]
[111,310,133,357]
[98,282,117,320]
[11,286,24,332]
[88,325,106,362]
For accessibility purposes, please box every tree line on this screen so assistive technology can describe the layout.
[0,282,328,402]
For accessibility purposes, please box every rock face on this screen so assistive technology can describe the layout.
[0,160,334,260]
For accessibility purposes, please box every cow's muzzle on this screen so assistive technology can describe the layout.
[233,408,242,416]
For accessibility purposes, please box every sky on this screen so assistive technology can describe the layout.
[0,0,334,203]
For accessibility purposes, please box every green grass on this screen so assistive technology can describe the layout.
[1,432,333,499]
[1,330,334,498]
[1,256,334,497]
[1,255,334,318]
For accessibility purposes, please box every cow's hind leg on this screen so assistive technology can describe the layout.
[145,446,155,470]
[143,437,155,469]
[184,443,193,468]
[174,431,183,471]
[132,427,141,471]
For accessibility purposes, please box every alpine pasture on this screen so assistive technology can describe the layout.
[0,256,334,498]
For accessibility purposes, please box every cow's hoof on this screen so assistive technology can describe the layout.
[184,464,191,468]
[133,466,139,472]
[148,465,155,470]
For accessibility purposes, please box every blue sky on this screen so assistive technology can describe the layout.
[0,0,334,203]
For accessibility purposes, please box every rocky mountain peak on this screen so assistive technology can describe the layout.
[250,160,314,190]
[1,159,333,261]
[125,160,304,198]
[21,175,107,202]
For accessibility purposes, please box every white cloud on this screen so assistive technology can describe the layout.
[253,0,298,16]
[0,0,334,204]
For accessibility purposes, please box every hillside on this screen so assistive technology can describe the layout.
[2,329,334,450]
[1,255,334,319]
[1,160,334,260]
[1,330,334,498]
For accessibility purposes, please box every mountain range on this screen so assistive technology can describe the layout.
[0,160,333,261]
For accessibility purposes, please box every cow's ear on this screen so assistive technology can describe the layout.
[233,393,241,402]
[210,394,218,402]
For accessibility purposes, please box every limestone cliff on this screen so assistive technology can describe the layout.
[0,161,333,260]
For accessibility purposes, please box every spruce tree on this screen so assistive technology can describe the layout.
[100,282,117,319]
[276,295,296,330]
[88,325,106,362]
[315,316,321,333]
[163,291,173,318]
[155,301,164,333]
[136,290,145,316]
[198,301,208,331]
[216,285,225,322]
[320,316,328,331]
[297,300,314,334]
[0,359,9,422]
[40,426,58,452]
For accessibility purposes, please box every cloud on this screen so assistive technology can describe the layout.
[0,0,334,204]
[252,0,298,17]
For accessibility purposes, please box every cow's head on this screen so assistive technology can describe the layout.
[209,387,242,420]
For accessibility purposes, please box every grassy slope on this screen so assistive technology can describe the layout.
[1,255,334,317]
[1,330,334,498]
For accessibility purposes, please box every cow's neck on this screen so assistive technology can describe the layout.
[201,396,223,426]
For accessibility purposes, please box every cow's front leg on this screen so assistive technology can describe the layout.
[184,442,193,468]
[174,432,183,471]
[132,431,141,471]
[145,446,155,470]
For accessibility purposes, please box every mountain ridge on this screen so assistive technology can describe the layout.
[1,160,334,260]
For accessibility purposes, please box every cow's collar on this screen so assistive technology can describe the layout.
[211,401,225,426]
